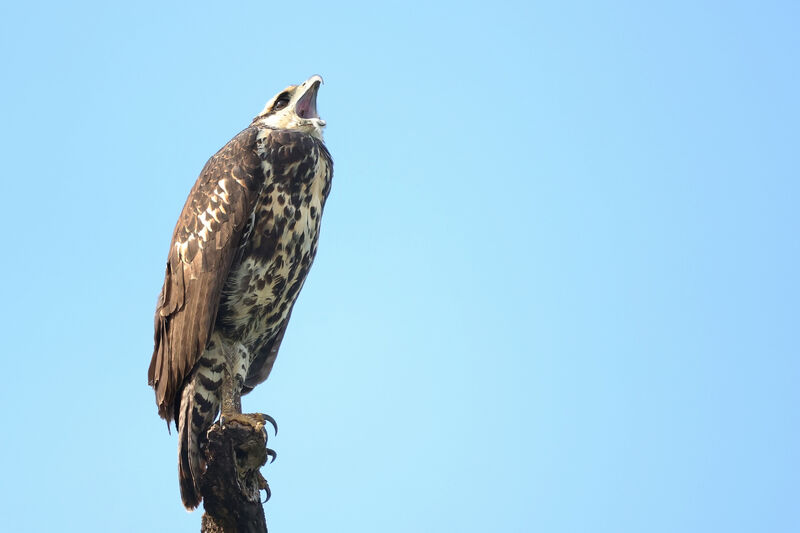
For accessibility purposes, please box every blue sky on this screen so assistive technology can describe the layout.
[1,1,798,531]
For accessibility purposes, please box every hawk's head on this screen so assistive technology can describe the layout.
[254,75,326,140]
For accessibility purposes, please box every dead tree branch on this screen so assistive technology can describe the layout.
[199,420,272,532]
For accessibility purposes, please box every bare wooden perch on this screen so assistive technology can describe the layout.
[199,418,274,533]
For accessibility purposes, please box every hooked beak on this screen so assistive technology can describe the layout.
[295,75,324,120]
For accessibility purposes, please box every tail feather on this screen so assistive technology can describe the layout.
[178,386,202,510]
[176,356,223,510]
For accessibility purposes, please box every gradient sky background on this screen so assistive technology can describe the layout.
[1,1,798,531]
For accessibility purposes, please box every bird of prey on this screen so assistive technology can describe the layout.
[148,75,332,510]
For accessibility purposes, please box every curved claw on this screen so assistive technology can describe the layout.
[266,447,277,464]
[258,471,271,503]
[261,414,278,436]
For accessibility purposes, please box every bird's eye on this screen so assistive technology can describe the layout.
[273,94,290,110]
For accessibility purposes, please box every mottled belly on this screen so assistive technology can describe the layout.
[217,192,323,349]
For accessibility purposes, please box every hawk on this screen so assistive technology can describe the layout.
[148,75,332,509]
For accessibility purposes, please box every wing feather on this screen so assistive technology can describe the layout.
[148,126,263,425]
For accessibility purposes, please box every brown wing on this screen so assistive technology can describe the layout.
[148,126,263,425]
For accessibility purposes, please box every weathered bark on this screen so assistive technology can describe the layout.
[199,419,272,533]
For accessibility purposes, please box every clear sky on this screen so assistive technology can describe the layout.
[0,1,798,531]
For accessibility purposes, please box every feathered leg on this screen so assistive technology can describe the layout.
[219,342,247,415]
[218,341,277,494]
[219,342,274,432]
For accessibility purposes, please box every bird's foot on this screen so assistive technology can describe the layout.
[219,412,278,437]
[203,415,275,510]
[218,412,277,503]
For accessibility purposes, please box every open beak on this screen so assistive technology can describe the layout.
[295,75,323,119]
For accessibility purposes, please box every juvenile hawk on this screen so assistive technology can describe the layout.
[148,75,332,509]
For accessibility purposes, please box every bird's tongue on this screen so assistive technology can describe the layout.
[295,84,319,119]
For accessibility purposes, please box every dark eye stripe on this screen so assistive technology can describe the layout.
[273,93,290,110]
